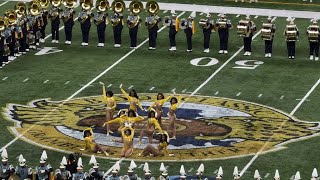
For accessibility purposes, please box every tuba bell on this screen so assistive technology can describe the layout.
[146,1,159,15]
[15,2,27,17]
[28,0,41,16]
[4,10,17,25]
[129,0,143,16]
[96,0,109,12]
[63,0,77,8]
[80,0,93,10]
[179,18,187,30]
[51,0,62,7]
[0,16,8,32]
[111,0,125,13]
[37,0,50,9]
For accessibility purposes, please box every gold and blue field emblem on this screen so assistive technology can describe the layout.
[2,94,320,161]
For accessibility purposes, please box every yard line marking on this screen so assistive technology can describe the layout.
[236,14,240,17]
[119,84,122,88]
[187,168,193,173]
[214,91,219,95]
[0,1,9,6]
[239,78,320,177]
[258,94,262,98]
[163,10,168,13]
[2,77,8,81]
[264,173,270,178]
[254,15,259,18]
[280,95,284,99]
[0,11,187,156]
[182,89,187,93]
[290,78,320,115]
[236,92,241,96]
[128,85,134,89]
[171,88,176,93]
[107,84,112,88]
[149,87,155,91]
[43,80,49,84]
[218,13,221,16]
[138,164,144,169]
[295,98,310,102]
[64,81,70,85]
[213,169,218,174]
[23,78,29,82]
[189,17,276,98]
[199,12,204,15]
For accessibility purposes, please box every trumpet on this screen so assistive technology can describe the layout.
[129,0,143,16]
[96,0,109,12]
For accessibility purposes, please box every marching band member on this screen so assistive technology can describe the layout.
[215,166,223,180]
[16,154,32,180]
[4,10,17,61]
[101,82,116,135]
[0,149,15,180]
[78,0,94,46]
[145,1,161,50]
[94,0,108,47]
[0,17,6,69]
[49,0,63,44]
[62,0,76,45]
[180,165,187,180]
[184,11,196,52]
[121,160,139,180]
[36,150,53,180]
[168,10,179,51]
[158,163,169,180]
[105,162,120,180]
[54,156,71,180]
[111,11,123,48]
[200,13,214,53]
[307,19,320,61]
[284,18,299,59]
[80,128,110,156]
[40,8,49,43]
[147,92,171,125]
[88,155,104,180]
[120,88,144,112]
[138,109,163,144]
[242,15,256,56]
[2,25,11,65]
[216,13,231,54]
[25,12,36,51]
[143,163,155,180]
[33,12,44,47]
[127,12,142,49]
[72,158,88,180]
[138,132,169,157]
[168,96,182,139]
[261,17,276,58]
[15,3,28,55]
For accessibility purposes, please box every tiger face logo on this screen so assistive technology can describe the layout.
[3,94,320,161]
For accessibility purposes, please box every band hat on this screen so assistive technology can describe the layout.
[246,14,250,20]
[112,161,120,174]
[40,150,47,163]
[60,156,67,169]
[127,160,137,173]
[254,170,261,179]
[312,168,318,178]
[170,9,177,16]
[267,16,272,20]
[1,149,8,162]
[77,157,83,170]
[233,166,239,177]
[294,171,301,180]
[143,162,151,175]
[274,169,280,180]
[180,165,186,179]
[217,166,223,177]
[220,13,226,18]
[196,163,204,176]
[189,11,196,18]
[18,154,26,166]
[159,162,168,176]
[89,155,99,169]
[206,13,211,18]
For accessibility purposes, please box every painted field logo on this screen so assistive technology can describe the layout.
[3,94,320,161]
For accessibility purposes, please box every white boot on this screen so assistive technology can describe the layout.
[269,53,272,58]
[248,52,251,56]
[310,55,314,60]
[223,50,228,54]
[169,46,176,51]
[265,54,268,58]
[315,57,319,61]
[218,50,223,54]
[244,51,248,56]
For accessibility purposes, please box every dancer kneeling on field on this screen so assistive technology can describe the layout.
[139,109,163,144]
[138,131,172,157]
[80,128,110,156]
[113,126,135,157]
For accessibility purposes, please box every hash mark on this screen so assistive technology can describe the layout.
[258,94,262,98]
[182,89,187,93]
[236,14,240,17]
[171,88,176,93]
[214,91,219,95]
[65,81,70,85]
[236,92,241,96]
[199,12,204,15]
[119,84,122,88]
[107,84,112,87]
[149,87,155,91]
[264,173,270,178]
[280,95,284,99]
[163,10,168,13]
[254,15,259,18]
[188,168,193,173]
[2,77,8,81]
[43,80,49,84]
[128,85,134,89]
[23,78,29,82]
[138,164,144,169]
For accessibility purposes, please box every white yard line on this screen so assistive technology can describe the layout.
[0,1,9,6]
[239,78,320,177]
[64,81,70,85]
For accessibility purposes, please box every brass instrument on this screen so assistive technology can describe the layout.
[285,24,298,41]
[61,0,76,23]
[3,28,11,56]
[110,0,125,26]
[261,23,273,40]
[51,0,62,7]
[145,1,159,29]
[96,0,109,12]
[162,16,171,26]
[0,16,8,32]
[38,0,50,9]
[4,10,17,25]
[307,25,319,42]
[63,0,77,8]
[237,20,250,37]
[217,18,227,29]
[28,0,41,16]
[80,0,93,10]
[129,0,143,16]
[15,2,27,18]
[179,18,187,30]
[199,18,209,29]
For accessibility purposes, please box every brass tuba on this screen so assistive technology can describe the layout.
[129,0,143,16]
[28,0,41,16]
[15,2,27,17]
[63,0,77,8]
[51,0,62,7]
[96,0,109,12]
[38,0,50,9]
[4,10,17,25]
[0,16,8,32]
[80,0,93,10]
[111,0,125,13]
[146,1,159,15]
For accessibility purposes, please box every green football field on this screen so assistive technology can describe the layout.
[0,0,320,179]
